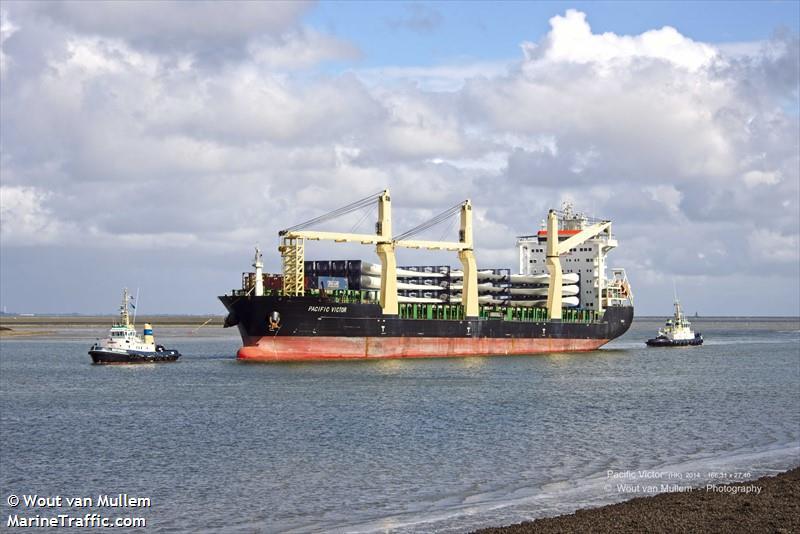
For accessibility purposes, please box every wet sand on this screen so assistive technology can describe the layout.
[0,329,57,338]
[474,467,800,534]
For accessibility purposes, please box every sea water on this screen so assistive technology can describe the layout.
[1,317,798,533]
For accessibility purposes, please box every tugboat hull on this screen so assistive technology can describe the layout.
[89,349,181,365]
[645,336,703,347]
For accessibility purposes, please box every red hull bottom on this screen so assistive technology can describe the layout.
[237,336,610,362]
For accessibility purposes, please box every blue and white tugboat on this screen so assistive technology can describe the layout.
[89,289,181,364]
[646,298,703,347]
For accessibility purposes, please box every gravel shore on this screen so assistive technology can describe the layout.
[473,467,800,534]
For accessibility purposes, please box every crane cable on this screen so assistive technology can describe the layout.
[350,205,377,233]
[393,201,464,242]
[279,190,386,235]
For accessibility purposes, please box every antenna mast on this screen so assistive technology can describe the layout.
[132,288,139,325]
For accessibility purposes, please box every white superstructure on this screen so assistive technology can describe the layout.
[516,203,626,311]
[656,299,696,341]
[90,288,156,354]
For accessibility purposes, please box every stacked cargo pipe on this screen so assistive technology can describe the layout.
[448,268,510,306]
[244,259,580,308]
[507,272,580,307]
[394,265,450,303]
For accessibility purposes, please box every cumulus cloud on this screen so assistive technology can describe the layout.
[23,0,313,59]
[0,6,797,313]
[1,0,356,75]
[0,185,71,245]
[458,11,797,284]
[249,28,360,70]
[521,9,717,70]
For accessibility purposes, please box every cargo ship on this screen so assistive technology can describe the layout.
[219,191,633,361]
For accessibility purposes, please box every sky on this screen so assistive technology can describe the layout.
[0,0,798,316]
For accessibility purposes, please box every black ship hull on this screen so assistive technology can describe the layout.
[219,294,634,361]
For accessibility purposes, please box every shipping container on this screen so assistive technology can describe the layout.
[347,272,362,290]
[318,276,348,290]
[346,259,363,273]
[314,261,331,276]
[264,275,283,290]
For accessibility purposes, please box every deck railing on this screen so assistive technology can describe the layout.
[229,288,603,324]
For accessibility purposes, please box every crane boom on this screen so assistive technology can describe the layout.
[280,230,388,244]
[278,190,395,311]
[391,239,470,251]
[556,222,611,255]
[277,192,479,317]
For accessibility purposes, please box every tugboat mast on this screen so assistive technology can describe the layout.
[119,288,131,327]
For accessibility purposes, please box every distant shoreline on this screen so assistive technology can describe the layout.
[0,315,225,328]
[473,467,800,534]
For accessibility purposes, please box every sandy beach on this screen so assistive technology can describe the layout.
[474,467,800,533]
[0,327,57,338]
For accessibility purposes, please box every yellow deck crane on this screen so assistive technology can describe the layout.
[278,190,395,311]
[545,209,612,319]
[393,200,479,317]
[277,190,479,317]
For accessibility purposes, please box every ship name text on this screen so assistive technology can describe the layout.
[307,306,348,313]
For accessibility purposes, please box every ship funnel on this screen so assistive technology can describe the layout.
[143,323,154,344]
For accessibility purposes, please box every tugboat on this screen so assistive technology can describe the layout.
[89,289,181,364]
[646,298,703,347]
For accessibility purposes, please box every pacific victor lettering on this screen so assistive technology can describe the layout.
[307,306,348,313]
